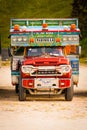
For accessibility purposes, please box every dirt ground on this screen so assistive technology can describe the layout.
[0,65,87,130]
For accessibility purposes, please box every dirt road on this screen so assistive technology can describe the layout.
[0,65,87,130]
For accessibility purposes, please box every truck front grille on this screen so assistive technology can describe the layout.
[35,61,57,66]
[31,70,61,76]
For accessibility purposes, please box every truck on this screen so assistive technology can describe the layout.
[8,18,80,101]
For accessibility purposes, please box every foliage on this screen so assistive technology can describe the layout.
[80,38,87,57]
[71,0,87,57]
[0,0,72,48]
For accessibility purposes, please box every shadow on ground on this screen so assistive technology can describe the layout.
[0,87,87,102]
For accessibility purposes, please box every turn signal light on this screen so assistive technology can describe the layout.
[14,24,20,31]
[30,38,34,43]
[56,38,61,42]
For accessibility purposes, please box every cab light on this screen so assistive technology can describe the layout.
[70,24,76,30]
[42,23,48,28]
[64,26,68,31]
[22,26,27,32]
[14,24,20,31]
[42,23,48,29]
[56,38,61,42]
[30,38,34,43]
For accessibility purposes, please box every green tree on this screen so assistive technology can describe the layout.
[71,0,87,57]
[71,0,87,37]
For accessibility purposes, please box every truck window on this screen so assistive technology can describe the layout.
[28,48,42,56]
[14,47,24,56]
[64,45,79,55]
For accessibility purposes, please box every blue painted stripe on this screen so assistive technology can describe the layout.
[70,59,79,75]
[11,71,20,76]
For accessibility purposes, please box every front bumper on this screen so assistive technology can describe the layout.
[22,78,71,89]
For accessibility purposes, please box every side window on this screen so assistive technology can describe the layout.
[14,47,24,56]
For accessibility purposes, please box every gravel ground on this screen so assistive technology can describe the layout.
[0,65,87,130]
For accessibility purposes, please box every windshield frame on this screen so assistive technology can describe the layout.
[27,47,64,57]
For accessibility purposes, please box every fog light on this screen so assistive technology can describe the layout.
[29,83,33,86]
[61,82,65,85]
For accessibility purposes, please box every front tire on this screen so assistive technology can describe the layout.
[65,78,74,101]
[19,76,26,101]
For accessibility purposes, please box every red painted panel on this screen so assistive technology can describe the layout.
[59,79,70,88]
[22,79,34,88]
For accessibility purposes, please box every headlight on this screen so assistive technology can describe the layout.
[22,65,37,74]
[63,37,67,42]
[22,37,27,42]
[68,37,72,41]
[73,37,78,41]
[22,65,33,73]
[12,37,17,42]
[61,65,71,73]
[17,37,22,42]
[56,65,71,73]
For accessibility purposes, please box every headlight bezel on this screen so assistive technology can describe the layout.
[21,65,36,74]
[56,65,71,74]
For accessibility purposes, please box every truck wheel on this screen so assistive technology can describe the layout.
[15,84,19,93]
[19,76,26,101]
[65,78,74,101]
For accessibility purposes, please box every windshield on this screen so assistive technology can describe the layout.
[27,47,64,57]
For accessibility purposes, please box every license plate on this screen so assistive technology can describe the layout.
[35,78,58,88]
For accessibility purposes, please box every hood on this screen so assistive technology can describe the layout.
[22,56,69,66]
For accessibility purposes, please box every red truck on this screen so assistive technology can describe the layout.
[9,18,80,101]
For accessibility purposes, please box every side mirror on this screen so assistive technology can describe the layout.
[8,35,11,39]
[8,47,12,57]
